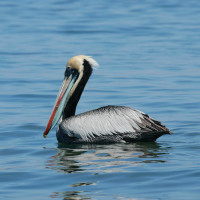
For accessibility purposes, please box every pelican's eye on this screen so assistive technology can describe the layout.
[65,67,72,77]
[64,67,77,77]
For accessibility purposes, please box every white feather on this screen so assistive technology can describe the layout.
[60,106,144,141]
[85,56,99,69]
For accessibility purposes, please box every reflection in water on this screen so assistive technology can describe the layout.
[47,143,168,173]
[50,190,93,200]
[46,143,170,199]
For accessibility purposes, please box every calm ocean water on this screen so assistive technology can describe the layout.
[1,0,200,199]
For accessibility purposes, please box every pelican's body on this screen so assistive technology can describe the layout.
[44,55,172,143]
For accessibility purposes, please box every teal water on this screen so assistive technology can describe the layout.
[1,1,200,199]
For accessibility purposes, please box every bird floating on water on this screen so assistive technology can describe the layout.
[43,55,172,143]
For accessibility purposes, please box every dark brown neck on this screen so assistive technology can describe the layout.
[62,59,92,120]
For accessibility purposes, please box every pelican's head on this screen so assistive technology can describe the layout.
[43,55,98,138]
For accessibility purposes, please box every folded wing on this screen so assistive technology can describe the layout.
[58,106,171,143]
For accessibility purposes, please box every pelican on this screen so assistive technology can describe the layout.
[43,55,172,143]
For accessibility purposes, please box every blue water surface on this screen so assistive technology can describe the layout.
[0,0,200,199]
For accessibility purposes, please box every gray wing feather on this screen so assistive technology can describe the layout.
[59,106,170,142]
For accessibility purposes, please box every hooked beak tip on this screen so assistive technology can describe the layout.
[43,129,49,138]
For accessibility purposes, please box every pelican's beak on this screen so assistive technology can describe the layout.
[43,72,78,138]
